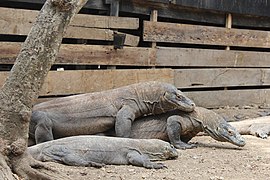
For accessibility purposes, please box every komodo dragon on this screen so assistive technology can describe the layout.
[28,135,178,169]
[102,107,246,149]
[229,116,270,139]
[29,81,195,145]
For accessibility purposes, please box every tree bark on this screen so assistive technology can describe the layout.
[0,0,88,179]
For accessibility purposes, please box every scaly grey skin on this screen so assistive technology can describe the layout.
[103,107,246,149]
[230,116,270,139]
[28,135,178,169]
[29,81,195,145]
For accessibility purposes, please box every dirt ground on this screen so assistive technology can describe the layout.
[43,107,270,180]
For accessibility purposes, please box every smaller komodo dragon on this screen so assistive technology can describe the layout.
[230,116,270,139]
[102,107,246,149]
[29,81,195,145]
[28,135,178,169]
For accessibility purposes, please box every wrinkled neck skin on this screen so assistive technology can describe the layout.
[150,96,176,115]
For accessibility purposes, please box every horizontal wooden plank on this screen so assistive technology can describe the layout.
[3,42,270,67]
[174,68,270,88]
[0,7,139,29]
[143,21,270,48]
[185,89,270,108]
[34,88,270,108]
[0,42,151,66]
[156,47,270,67]
[34,87,270,108]
[72,14,138,30]
[0,7,139,46]
[56,44,151,66]
[0,69,174,96]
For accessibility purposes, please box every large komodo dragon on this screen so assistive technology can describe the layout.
[28,135,178,169]
[102,107,246,149]
[29,81,195,145]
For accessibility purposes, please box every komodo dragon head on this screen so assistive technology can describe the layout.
[194,107,246,147]
[157,83,195,113]
[140,139,178,161]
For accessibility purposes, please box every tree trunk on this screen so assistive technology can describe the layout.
[0,0,88,179]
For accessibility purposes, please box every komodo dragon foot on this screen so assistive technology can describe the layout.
[173,142,197,150]
[249,123,270,139]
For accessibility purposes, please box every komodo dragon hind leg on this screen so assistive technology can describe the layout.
[115,105,136,137]
[61,153,105,168]
[127,150,167,169]
[32,111,54,144]
[167,115,196,150]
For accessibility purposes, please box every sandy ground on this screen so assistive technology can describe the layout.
[44,135,270,180]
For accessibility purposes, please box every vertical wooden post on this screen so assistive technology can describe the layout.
[149,10,158,69]
[150,10,158,48]
[224,13,232,90]
[225,13,232,50]
[110,0,119,16]
[106,0,120,70]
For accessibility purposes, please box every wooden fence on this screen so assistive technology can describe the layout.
[1,0,270,108]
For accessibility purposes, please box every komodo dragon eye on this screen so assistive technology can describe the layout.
[227,129,233,136]
[176,94,183,100]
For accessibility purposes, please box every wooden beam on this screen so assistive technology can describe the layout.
[0,7,139,46]
[185,89,270,108]
[34,87,270,108]
[0,69,174,96]
[65,27,140,47]
[3,42,270,67]
[0,42,151,66]
[71,13,138,30]
[0,7,139,30]
[155,47,270,67]
[174,68,270,88]
[143,21,270,48]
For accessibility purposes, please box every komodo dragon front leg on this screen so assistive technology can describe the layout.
[167,115,197,149]
[115,105,136,137]
[127,150,166,169]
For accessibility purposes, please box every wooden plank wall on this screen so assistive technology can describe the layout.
[0,69,174,96]
[1,0,270,108]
